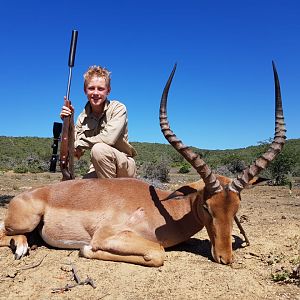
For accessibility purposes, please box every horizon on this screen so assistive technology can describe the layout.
[1,135,298,152]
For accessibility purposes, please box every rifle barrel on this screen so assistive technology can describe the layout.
[66,67,73,101]
[66,30,77,100]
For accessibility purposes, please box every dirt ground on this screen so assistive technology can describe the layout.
[0,171,299,300]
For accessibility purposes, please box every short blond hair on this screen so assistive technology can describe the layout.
[83,65,111,91]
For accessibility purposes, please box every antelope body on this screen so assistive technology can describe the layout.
[0,62,286,267]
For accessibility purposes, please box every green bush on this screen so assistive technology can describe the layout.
[178,164,190,174]
[268,151,294,186]
[271,271,290,282]
[140,159,170,183]
[74,158,90,176]
[13,155,48,173]
[14,165,29,173]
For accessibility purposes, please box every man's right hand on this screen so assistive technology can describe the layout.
[60,96,74,119]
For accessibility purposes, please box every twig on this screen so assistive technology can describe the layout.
[51,277,96,293]
[71,263,81,283]
[83,276,96,289]
[67,250,76,256]
[98,293,110,299]
[51,263,96,293]
[20,254,48,270]
[51,283,78,293]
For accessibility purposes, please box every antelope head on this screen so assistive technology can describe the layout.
[160,62,286,264]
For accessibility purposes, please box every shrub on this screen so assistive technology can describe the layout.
[271,271,290,282]
[178,164,190,174]
[140,159,170,183]
[268,151,294,186]
[14,155,48,173]
[14,165,29,173]
[74,159,90,176]
[221,155,245,171]
[227,159,246,174]
[215,165,234,177]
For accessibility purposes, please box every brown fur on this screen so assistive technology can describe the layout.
[0,175,239,266]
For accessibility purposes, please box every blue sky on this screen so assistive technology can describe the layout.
[0,0,299,150]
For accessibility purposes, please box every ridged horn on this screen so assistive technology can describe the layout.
[229,61,286,193]
[160,64,223,195]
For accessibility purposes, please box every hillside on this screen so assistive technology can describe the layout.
[0,136,299,181]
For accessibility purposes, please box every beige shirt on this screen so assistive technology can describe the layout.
[74,100,137,157]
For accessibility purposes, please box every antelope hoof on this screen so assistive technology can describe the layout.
[10,238,29,259]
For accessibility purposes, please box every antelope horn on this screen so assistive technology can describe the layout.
[160,64,223,195]
[229,61,286,193]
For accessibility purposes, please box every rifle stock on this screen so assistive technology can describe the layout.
[59,30,78,181]
[60,100,75,180]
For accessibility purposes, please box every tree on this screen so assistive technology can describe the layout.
[257,138,295,186]
[267,150,294,186]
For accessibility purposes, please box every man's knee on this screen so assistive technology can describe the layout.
[90,143,136,178]
[91,143,114,162]
[116,157,136,178]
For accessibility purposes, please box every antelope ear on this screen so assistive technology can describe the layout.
[247,176,270,187]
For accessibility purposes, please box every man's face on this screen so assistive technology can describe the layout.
[85,76,110,109]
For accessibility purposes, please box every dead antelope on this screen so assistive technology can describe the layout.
[0,62,286,267]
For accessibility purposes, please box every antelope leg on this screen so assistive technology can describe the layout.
[0,224,29,259]
[234,215,250,246]
[80,230,165,267]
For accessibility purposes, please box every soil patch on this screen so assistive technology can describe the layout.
[0,172,299,299]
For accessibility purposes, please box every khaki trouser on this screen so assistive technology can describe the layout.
[83,143,136,179]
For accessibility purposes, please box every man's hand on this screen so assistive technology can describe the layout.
[60,96,74,119]
[74,147,84,159]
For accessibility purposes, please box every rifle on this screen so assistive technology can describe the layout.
[49,122,62,172]
[60,30,78,181]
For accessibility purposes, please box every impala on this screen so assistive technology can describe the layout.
[0,62,286,266]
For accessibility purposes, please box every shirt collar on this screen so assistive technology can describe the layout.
[82,99,110,118]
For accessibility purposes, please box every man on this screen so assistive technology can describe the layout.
[60,65,137,178]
